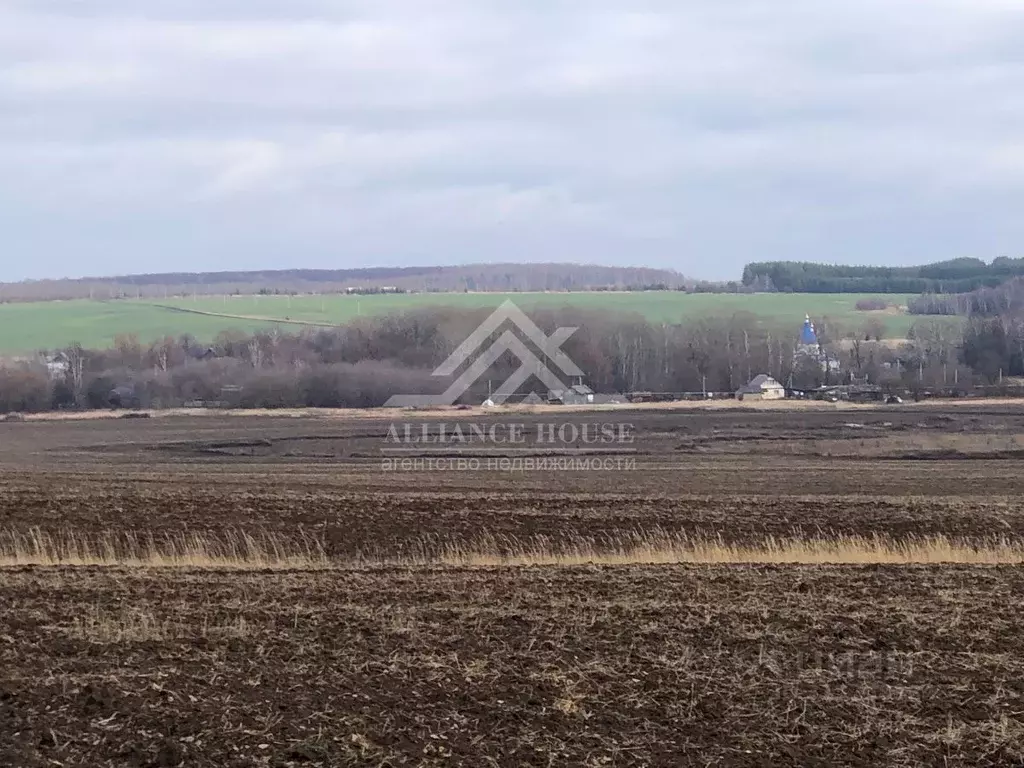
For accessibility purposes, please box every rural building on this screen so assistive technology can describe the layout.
[815,384,883,403]
[548,383,595,405]
[736,374,785,401]
[799,314,818,346]
[44,353,70,380]
[590,393,628,405]
[796,314,840,374]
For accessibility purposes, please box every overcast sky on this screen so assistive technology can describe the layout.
[2,1,1023,281]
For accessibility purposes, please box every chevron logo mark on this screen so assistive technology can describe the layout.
[385,300,583,407]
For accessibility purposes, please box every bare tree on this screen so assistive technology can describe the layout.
[63,343,85,406]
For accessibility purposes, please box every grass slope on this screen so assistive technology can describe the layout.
[0,292,918,354]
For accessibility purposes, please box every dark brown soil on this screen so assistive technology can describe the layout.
[2,405,1024,765]
[3,406,1024,551]
[3,566,1024,767]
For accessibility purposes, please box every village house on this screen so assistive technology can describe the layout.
[735,374,786,401]
[547,383,595,405]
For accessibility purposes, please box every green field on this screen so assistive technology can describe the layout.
[0,292,920,354]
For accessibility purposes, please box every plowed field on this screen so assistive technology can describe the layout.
[2,404,1024,765]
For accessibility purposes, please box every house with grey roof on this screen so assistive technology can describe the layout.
[736,374,786,401]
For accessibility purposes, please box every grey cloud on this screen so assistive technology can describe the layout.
[1,0,1023,280]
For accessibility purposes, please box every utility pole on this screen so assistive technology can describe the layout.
[743,330,750,382]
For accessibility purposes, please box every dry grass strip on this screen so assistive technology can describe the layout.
[2,528,1023,569]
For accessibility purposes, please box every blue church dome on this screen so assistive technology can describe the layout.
[800,314,818,346]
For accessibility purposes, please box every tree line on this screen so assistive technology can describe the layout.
[908,277,1024,317]
[0,263,690,303]
[743,257,1024,294]
[2,305,1015,414]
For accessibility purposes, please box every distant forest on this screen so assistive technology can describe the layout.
[0,264,689,302]
[742,258,1024,294]
[8,257,1024,304]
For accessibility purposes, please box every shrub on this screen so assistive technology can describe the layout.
[84,375,119,410]
[855,299,890,311]
[0,366,51,413]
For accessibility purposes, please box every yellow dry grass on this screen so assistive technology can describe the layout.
[13,396,1009,424]
[2,528,1022,569]
[436,534,1024,567]
[0,528,328,569]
